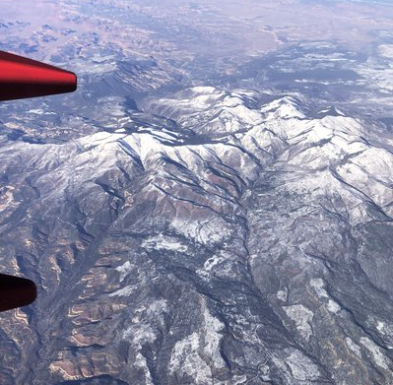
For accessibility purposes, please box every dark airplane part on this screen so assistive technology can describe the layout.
[0,50,77,101]
[0,274,37,312]
[0,52,77,312]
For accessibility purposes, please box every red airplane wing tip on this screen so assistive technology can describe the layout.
[0,51,77,101]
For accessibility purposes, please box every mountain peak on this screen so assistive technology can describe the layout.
[261,96,307,120]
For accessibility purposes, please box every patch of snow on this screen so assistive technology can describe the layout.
[123,323,156,346]
[147,299,169,316]
[360,337,390,370]
[377,321,386,334]
[310,278,328,298]
[277,288,288,302]
[169,303,226,382]
[286,350,320,381]
[201,305,226,368]
[27,109,45,114]
[284,304,314,340]
[197,217,231,245]
[115,261,133,282]
[327,300,341,314]
[134,352,154,385]
[109,285,135,297]
[169,332,213,383]
[378,44,393,59]
[261,97,306,119]
[197,255,226,278]
[142,234,188,253]
[346,337,362,358]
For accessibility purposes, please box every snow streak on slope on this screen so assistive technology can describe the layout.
[0,87,392,384]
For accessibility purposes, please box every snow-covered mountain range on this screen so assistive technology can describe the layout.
[0,87,392,384]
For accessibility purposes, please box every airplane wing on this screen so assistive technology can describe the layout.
[0,50,77,101]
